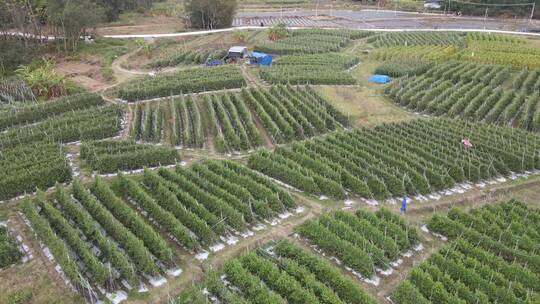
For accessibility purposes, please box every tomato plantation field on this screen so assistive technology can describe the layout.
[259,54,358,85]
[130,95,206,148]
[150,48,228,69]
[374,59,431,77]
[0,93,104,132]
[296,208,417,278]
[457,33,540,69]
[20,159,298,302]
[242,85,349,143]
[0,95,122,149]
[4,28,540,304]
[255,29,370,55]
[80,140,180,174]
[367,32,464,48]
[116,66,245,102]
[177,240,376,304]
[387,61,540,131]
[0,143,71,201]
[248,118,540,200]
[129,85,348,151]
[371,45,458,62]
[394,200,540,303]
[367,31,540,69]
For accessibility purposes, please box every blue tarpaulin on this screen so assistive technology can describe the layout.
[369,74,391,84]
[249,52,273,66]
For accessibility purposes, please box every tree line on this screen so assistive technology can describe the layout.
[0,0,164,52]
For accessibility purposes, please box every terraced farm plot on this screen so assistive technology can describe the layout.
[150,48,228,69]
[116,65,245,102]
[0,143,71,201]
[374,59,431,77]
[368,32,464,48]
[259,53,359,85]
[296,208,418,279]
[455,42,540,69]
[203,92,264,152]
[129,85,348,152]
[255,29,370,55]
[386,61,540,131]
[0,93,104,132]
[465,32,527,44]
[248,118,540,200]
[80,140,180,174]
[177,240,376,304]
[394,200,540,303]
[372,45,458,62]
[21,160,298,302]
[130,95,206,148]
[0,94,122,149]
[242,85,349,144]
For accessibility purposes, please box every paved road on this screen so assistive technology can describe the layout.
[102,26,540,39]
[234,9,540,31]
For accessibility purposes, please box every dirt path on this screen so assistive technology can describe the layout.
[241,64,265,87]
[249,108,274,149]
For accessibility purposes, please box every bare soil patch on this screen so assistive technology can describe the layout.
[56,60,110,92]
[97,16,184,36]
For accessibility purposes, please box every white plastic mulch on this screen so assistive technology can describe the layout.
[166,267,182,277]
[106,291,128,304]
[195,251,209,261]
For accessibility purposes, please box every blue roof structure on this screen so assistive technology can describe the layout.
[368,74,392,84]
[249,52,273,66]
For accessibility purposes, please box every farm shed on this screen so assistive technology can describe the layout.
[228,46,248,59]
[249,52,273,66]
[369,74,392,84]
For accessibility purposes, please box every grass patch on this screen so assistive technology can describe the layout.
[315,59,415,128]
[74,39,134,67]
[316,86,416,128]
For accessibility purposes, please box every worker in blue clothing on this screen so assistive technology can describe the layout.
[400,196,407,214]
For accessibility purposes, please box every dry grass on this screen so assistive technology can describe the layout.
[316,85,415,128]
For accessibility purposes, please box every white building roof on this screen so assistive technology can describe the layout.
[229,46,247,53]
